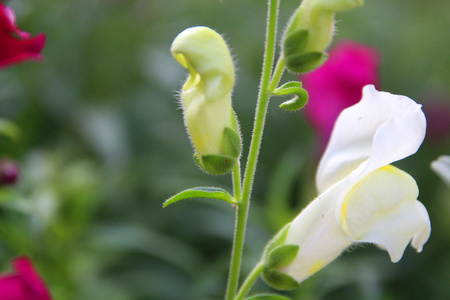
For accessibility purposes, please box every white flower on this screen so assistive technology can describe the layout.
[431,155,450,186]
[282,85,431,284]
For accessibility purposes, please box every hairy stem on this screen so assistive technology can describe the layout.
[235,261,265,300]
[225,0,280,299]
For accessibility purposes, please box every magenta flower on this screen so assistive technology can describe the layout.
[301,40,380,147]
[0,257,52,300]
[0,1,46,69]
[0,159,19,185]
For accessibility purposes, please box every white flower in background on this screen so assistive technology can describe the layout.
[431,155,450,186]
[280,85,431,285]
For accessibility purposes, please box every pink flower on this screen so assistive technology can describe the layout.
[0,159,19,185]
[0,257,52,300]
[0,1,46,69]
[302,40,380,147]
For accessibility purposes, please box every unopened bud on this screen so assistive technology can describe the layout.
[283,0,363,73]
[171,26,242,175]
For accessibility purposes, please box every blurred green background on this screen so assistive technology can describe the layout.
[0,0,449,299]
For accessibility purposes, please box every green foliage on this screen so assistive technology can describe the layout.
[163,187,236,207]
[0,0,449,299]
[0,119,20,141]
[246,294,291,300]
[273,81,309,111]
[283,29,328,73]
[262,268,300,291]
[265,244,299,270]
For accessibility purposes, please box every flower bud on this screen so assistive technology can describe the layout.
[171,26,241,175]
[282,0,363,73]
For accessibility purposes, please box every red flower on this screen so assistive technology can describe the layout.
[0,257,52,300]
[0,1,46,69]
[302,40,380,147]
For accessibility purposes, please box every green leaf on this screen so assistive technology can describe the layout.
[163,187,236,207]
[0,118,20,141]
[279,90,308,111]
[193,152,237,175]
[273,81,303,96]
[246,294,291,300]
[201,153,237,175]
[265,244,299,269]
[273,82,308,111]
[262,268,300,291]
[222,127,241,158]
[285,51,328,73]
[263,223,291,256]
[283,29,309,57]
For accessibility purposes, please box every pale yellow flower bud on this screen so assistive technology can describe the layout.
[171,26,241,175]
[283,0,363,73]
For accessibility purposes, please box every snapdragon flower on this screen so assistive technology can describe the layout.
[0,1,46,69]
[0,257,52,300]
[302,40,380,147]
[171,26,241,175]
[263,85,430,288]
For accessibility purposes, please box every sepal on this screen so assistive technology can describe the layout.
[283,29,327,73]
[223,127,242,158]
[265,244,299,270]
[193,116,241,175]
[273,82,309,111]
[261,223,300,290]
[284,51,328,74]
[197,153,237,175]
[263,223,291,255]
[283,30,309,58]
[163,187,236,207]
[262,268,300,291]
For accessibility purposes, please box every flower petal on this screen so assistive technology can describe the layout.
[316,85,426,193]
[339,165,431,262]
[431,155,450,185]
[283,184,352,283]
[0,3,46,69]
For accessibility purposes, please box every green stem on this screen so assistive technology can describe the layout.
[225,0,280,299]
[232,161,242,202]
[268,56,286,92]
[235,261,265,300]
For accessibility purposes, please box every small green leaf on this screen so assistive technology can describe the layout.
[201,153,237,175]
[222,127,241,158]
[163,187,236,207]
[262,268,300,291]
[273,81,303,96]
[0,119,20,141]
[265,244,299,269]
[285,51,328,73]
[263,223,291,257]
[193,153,237,175]
[246,294,291,300]
[279,89,308,111]
[273,82,309,111]
[283,29,309,57]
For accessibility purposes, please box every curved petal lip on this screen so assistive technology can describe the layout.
[316,85,426,193]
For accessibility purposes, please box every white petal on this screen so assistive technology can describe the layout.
[283,183,352,283]
[431,155,450,185]
[316,85,426,193]
[339,165,431,262]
